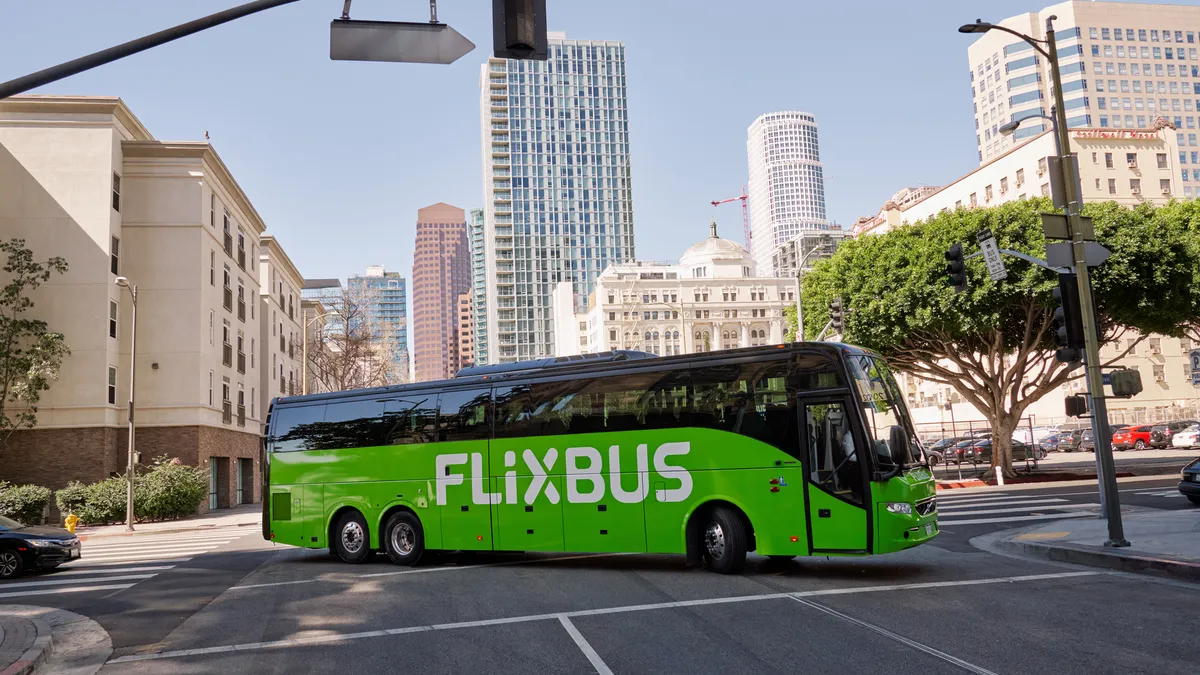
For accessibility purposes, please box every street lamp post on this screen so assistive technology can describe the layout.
[302,309,340,395]
[999,105,1061,158]
[961,18,1128,546]
[114,277,137,532]
[793,244,833,342]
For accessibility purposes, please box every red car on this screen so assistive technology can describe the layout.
[1112,424,1154,451]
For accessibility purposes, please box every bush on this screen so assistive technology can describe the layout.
[72,476,129,525]
[54,481,89,515]
[0,481,52,524]
[136,456,207,521]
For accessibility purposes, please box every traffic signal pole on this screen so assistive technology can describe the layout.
[1045,17,1128,546]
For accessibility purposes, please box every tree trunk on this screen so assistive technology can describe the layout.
[984,414,1021,480]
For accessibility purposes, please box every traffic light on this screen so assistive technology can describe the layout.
[1064,394,1088,417]
[1052,272,1084,363]
[492,0,548,60]
[945,243,967,293]
[829,298,844,334]
[1109,368,1144,398]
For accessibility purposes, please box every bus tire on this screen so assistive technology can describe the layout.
[767,555,795,562]
[701,506,748,575]
[383,511,424,566]
[333,510,371,564]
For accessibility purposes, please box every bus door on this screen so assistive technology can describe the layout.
[799,397,869,553]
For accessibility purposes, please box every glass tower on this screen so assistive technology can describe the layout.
[468,207,488,365]
[347,266,408,384]
[479,32,636,363]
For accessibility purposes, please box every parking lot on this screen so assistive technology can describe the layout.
[97,537,1197,675]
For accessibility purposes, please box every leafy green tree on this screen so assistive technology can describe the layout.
[791,198,1198,478]
[0,239,69,444]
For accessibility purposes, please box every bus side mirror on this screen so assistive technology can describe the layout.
[888,425,913,466]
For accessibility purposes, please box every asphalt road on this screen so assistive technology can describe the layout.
[3,479,1196,675]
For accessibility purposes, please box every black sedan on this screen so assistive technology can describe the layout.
[957,438,1047,464]
[0,515,81,579]
[1179,458,1200,505]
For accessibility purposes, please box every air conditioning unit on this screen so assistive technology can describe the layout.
[1128,161,1138,168]
[1162,188,1172,195]
[1151,344,1161,355]
[1155,373,1166,383]
[1132,187,1142,195]
[1036,168,1045,176]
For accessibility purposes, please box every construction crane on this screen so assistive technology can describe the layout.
[711,186,750,247]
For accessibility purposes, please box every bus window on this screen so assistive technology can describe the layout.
[529,379,591,436]
[270,404,327,452]
[317,399,386,449]
[790,352,845,391]
[493,385,535,439]
[806,401,863,504]
[571,368,690,433]
[692,360,794,450]
[382,396,437,445]
[437,388,490,442]
[845,355,916,468]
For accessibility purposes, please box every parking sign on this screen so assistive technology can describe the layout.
[1192,349,1200,386]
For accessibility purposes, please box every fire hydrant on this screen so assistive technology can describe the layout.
[64,513,80,534]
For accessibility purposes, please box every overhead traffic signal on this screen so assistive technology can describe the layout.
[1052,272,1084,363]
[829,298,844,334]
[945,243,967,293]
[492,0,548,60]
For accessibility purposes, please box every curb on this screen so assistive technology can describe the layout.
[76,521,258,542]
[996,536,1200,583]
[0,617,53,675]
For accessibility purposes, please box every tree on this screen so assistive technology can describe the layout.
[0,239,69,445]
[794,198,1198,478]
[305,283,406,393]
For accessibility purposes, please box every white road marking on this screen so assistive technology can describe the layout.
[63,558,191,569]
[79,547,219,562]
[937,498,1071,510]
[937,503,1095,516]
[558,615,614,675]
[0,583,135,599]
[937,512,1095,526]
[83,541,231,553]
[0,573,154,590]
[791,596,1000,675]
[934,494,1072,506]
[1133,490,1182,497]
[39,565,175,577]
[110,570,1105,664]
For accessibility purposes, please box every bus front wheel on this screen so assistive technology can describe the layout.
[333,510,371,564]
[383,511,424,566]
[700,506,748,574]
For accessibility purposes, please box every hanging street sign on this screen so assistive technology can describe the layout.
[1040,213,1095,241]
[975,229,1008,281]
[330,19,475,64]
[1045,241,1112,269]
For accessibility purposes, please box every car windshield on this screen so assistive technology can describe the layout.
[1184,425,1199,434]
[845,353,920,468]
[0,515,24,530]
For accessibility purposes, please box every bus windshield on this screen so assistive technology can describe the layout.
[846,353,921,469]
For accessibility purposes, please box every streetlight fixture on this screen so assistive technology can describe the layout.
[114,276,137,532]
[999,106,1062,157]
[302,310,340,395]
[961,16,1128,547]
[794,244,833,342]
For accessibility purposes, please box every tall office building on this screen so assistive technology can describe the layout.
[968,1,1200,164]
[746,111,828,277]
[468,207,489,365]
[411,203,469,381]
[347,266,408,384]
[479,32,636,363]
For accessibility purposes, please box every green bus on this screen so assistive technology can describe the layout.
[262,343,937,574]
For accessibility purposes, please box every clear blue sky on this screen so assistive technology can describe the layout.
[2,0,1176,282]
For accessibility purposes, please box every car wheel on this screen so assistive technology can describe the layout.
[1134,440,1146,451]
[333,510,371,564]
[0,549,23,579]
[701,506,748,575]
[383,511,424,566]
[1187,495,1200,505]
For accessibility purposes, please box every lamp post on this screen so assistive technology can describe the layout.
[999,105,1061,157]
[793,243,833,342]
[302,309,340,395]
[114,276,137,532]
[961,18,1128,546]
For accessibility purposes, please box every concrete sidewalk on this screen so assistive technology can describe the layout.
[996,507,1200,583]
[75,504,261,541]
[0,606,110,675]
[0,613,51,675]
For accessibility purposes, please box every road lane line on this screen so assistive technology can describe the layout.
[558,615,614,675]
[109,570,1105,664]
[0,583,135,599]
[83,542,228,553]
[0,573,154,590]
[36,565,175,577]
[791,596,999,675]
[62,558,191,569]
[938,504,1095,516]
[937,512,1095,526]
[936,498,1072,509]
[934,495,1071,506]
[80,547,219,561]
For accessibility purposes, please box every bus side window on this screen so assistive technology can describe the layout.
[790,352,845,391]
[270,404,327,452]
[692,360,795,452]
[493,385,535,439]
[437,388,491,442]
[382,396,437,445]
[590,369,690,432]
[529,379,591,436]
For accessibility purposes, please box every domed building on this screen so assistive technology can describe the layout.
[551,220,798,356]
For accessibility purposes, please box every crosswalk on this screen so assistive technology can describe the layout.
[934,491,1098,527]
[1128,487,1186,499]
[0,529,251,599]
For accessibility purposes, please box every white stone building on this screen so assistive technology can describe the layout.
[552,222,797,357]
[258,234,304,416]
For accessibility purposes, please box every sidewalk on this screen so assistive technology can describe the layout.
[996,508,1200,583]
[0,606,110,675]
[0,614,51,675]
[75,504,261,541]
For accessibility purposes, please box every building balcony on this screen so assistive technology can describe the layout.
[493,179,511,189]
[237,351,246,374]
[489,78,506,86]
[222,401,232,424]
[237,404,246,427]
[490,112,507,119]
[492,169,511,177]
[492,135,509,143]
[490,123,508,131]
[489,64,506,73]
[222,343,232,367]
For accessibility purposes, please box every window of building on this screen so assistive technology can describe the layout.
[1130,178,1142,193]
[110,236,120,275]
[1109,178,1117,194]
[109,300,118,339]
[209,310,214,344]
[210,194,216,228]
[111,172,121,212]
[1161,178,1172,194]
[208,370,214,406]
[107,366,117,405]
[1105,152,1114,168]
[1126,152,1138,168]
[1154,364,1166,381]
[985,184,993,201]
[969,192,978,207]
[250,338,255,368]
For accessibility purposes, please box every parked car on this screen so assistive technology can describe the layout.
[0,515,80,579]
[1172,424,1200,449]
[1112,424,1156,451]
[1179,458,1200,505]
[1078,428,1095,452]
[956,438,1047,464]
[1152,421,1199,449]
[1046,429,1084,452]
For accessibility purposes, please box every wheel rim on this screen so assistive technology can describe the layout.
[704,521,726,560]
[391,522,415,556]
[341,521,365,554]
[0,551,17,576]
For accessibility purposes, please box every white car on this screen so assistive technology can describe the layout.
[1173,425,1200,449]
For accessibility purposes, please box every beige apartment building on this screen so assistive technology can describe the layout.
[259,234,304,416]
[0,96,299,511]
[457,291,475,369]
[970,1,1200,164]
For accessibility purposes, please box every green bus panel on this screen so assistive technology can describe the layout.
[561,482,646,553]
[492,476,564,551]
[807,488,867,551]
[269,485,322,548]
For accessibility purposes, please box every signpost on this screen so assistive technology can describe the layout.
[975,229,1008,281]
[1191,349,1200,387]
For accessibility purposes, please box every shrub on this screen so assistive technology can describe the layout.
[73,476,130,525]
[136,456,207,521]
[0,481,52,524]
[55,481,89,515]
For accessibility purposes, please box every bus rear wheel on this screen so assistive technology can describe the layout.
[701,506,748,574]
[383,511,424,566]
[334,510,371,564]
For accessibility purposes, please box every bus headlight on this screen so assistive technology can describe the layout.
[885,502,913,516]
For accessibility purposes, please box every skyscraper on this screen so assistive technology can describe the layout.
[967,1,1200,164]
[468,207,488,366]
[480,32,636,363]
[746,111,828,277]
[412,203,469,381]
[347,266,408,384]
